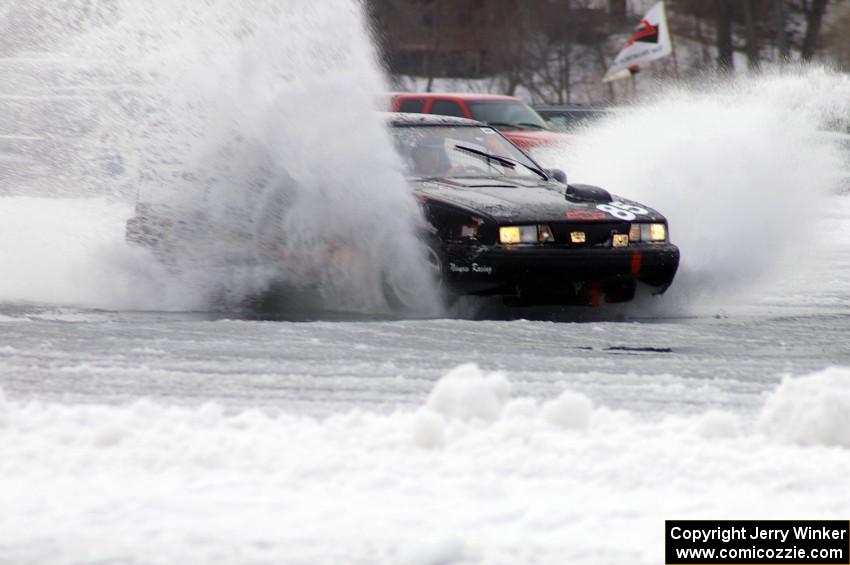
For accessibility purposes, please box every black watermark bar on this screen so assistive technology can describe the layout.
[666,520,850,565]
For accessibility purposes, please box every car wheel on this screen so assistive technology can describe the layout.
[382,239,449,314]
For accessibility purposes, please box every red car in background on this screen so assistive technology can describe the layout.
[388,93,571,151]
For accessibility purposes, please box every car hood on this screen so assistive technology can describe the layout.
[413,177,665,224]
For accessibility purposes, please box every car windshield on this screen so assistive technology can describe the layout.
[539,109,611,132]
[392,124,545,180]
[466,101,549,130]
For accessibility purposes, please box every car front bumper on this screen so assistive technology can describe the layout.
[444,242,680,304]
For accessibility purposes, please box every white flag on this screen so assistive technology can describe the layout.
[603,2,672,82]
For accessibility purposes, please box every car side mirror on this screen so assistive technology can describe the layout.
[547,168,567,185]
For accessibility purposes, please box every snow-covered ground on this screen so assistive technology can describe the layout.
[1,318,849,564]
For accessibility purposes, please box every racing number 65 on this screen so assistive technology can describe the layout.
[596,201,648,221]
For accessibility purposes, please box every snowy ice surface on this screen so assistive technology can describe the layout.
[1,365,850,565]
[0,192,848,565]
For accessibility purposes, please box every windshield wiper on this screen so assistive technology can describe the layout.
[453,144,547,180]
[454,144,515,168]
[517,122,546,130]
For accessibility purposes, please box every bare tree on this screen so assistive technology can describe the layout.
[800,0,829,60]
[742,0,761,70]
[823,2,850,70]
[608,0,627,22]
[775,0,790,61]
[716,0,734,72]
[368,0,845,104]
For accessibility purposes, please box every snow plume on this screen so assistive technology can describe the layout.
[536,67,850,314]
[2,364,850,563]
[0,197,196,309]
[0,1,435,313]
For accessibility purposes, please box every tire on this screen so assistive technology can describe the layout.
[382,238,450,314]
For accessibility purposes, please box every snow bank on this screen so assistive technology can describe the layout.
[541,390,594,430]
[424,363,511,423]
[2,364,849,564]
[694,410,742,440]
[413,364,593,448]
[758,367,850,447]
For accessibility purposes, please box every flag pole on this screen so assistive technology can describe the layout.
[667,3,681,79]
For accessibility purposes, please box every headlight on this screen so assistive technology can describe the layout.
[648,223,667,242]
[629,223,667,242]
[499,225,553,244]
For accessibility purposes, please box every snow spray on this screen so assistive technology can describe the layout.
[535,68,850,315]
[0,0,436,313]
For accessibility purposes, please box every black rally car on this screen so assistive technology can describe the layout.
[383,113,679,308]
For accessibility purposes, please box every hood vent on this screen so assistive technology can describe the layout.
[565,183,613,203]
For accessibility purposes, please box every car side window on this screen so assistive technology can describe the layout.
[546,116,569,131]
[430,100,465,118]
[398,98,426,113]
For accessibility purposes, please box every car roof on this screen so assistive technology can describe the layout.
[389,92,522,102]
[533,105,612,111]
[383,112,487,128]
